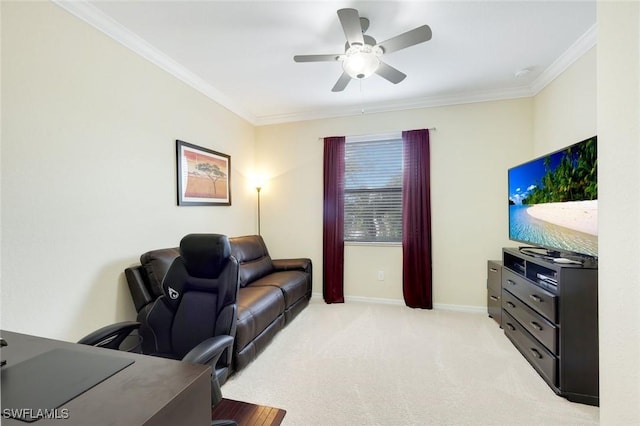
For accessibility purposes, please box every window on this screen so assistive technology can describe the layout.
[344,135,403,243]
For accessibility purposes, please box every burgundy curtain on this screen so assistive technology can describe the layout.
[323,136,345,303]
[402,129,432,308]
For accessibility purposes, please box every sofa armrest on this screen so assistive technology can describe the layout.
[272,258,312,275]
[125,266,154,312]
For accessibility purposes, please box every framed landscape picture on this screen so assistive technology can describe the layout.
[176,140,231,206]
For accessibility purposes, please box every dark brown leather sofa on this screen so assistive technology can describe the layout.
[124,235,312,376]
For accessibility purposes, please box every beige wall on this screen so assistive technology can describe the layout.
[1,2,256,340]
[533,47,597,154]
[256,99,533,309]
[597,2,640,423]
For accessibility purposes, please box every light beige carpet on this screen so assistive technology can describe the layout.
[222,299,599,425]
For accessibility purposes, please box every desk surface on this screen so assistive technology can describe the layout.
[0,330,211,426]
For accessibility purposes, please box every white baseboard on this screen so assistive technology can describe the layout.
[345,295,406,305]
[432,303,486,314]
[311,292,486,313]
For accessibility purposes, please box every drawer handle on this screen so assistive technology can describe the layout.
[529,294,543,303]
[530,348,543,359]
[530,321,543,331]
[490,268,498,273]
[506,301,516,308]
[505,322,516,331]
[490,296,499,301]
[507,279,516,286]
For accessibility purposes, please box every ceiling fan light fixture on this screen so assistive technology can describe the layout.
[342,44,382,79]
[293,8,432,92]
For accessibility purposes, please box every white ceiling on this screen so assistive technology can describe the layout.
[56,1,596,126]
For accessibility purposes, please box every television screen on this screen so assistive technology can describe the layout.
[508,136,597,258]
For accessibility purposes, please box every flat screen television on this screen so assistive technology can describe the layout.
[508,136,597,259]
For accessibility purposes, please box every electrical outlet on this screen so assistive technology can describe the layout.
[377,271,384,281]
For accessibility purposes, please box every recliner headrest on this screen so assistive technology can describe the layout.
[179,234,231,279]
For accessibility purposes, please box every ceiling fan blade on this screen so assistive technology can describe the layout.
[375,61,406,84]
[337,8,364,46]
[377,25,432,54]
[294,54,341,63]
[331,72,352,92]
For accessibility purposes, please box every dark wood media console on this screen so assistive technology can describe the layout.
[500,247,599,406]
[486,260,503,326]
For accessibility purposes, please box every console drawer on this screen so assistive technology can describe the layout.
[488,288,502,324]
[503,310,557,387]
[487,261,502,325]
[503,269,557,323]
[487,261,502,293]
[502,289,557,354]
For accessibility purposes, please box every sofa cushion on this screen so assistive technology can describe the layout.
[235,285,285,351]
[230,236,274,287]
[238,257,273,288]
[140,248,180,298]
[249,270,310,308]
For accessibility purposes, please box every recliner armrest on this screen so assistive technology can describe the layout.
[125,266,154,312]
[272,258,312,275]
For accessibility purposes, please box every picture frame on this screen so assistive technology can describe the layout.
[176,140,231,206]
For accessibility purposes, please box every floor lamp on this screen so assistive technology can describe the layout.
[256,186,262,235]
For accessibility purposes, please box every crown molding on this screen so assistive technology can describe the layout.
[53,0,596,127]
[530,24,597,94]
[52,0,258,125]
[254,86,535,125]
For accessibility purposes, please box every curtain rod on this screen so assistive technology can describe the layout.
[320,128,436,142]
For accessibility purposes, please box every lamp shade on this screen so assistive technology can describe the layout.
[342,44,382,79]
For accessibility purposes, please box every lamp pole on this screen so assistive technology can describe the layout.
[256,186,262,235]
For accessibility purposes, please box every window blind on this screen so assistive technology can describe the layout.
[344,137,403,242]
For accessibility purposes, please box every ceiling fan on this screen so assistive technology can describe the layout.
[293,8,432,92]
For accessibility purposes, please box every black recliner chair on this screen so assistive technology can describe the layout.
[79,234,240,412]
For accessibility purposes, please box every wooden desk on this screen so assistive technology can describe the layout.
[0,330,211,426]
